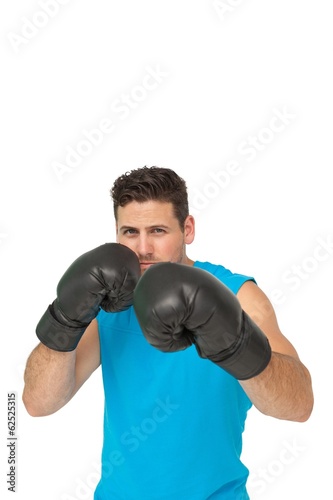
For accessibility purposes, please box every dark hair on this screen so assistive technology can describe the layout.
[111,166,189,229]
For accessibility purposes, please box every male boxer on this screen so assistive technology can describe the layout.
[22,166,313,499]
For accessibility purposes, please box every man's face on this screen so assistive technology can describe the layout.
[116,200,195,274]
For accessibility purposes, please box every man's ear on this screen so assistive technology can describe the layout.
[184,215,195,244]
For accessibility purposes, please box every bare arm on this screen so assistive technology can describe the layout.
[237,281,314,422]
[22,319,100,417]
[22,243,140,417]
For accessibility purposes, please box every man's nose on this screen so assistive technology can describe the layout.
[136,235,153,258]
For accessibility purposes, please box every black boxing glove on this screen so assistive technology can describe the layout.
[133,262,271,380]
[36,243,140,352]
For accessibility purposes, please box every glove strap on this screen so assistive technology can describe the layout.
[36,304,87,352]
[213,312,272,380]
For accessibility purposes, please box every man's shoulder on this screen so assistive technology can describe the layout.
[193,260,256,295]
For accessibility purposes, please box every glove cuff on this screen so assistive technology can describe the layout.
[210,312,272,380]
[36,304,87,352]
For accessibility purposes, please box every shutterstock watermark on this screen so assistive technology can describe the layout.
[51,64,169,183]
[61,396,179,500]
[189,106,296,215]
[248,438,307,496]
[7,0,72,53]
[212,0,247,21]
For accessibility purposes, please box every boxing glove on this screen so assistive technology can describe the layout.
[133,262,271,380]
[36,243,140,352]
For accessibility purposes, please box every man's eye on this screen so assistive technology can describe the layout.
[153,228,165,233]
[124,229,137,235]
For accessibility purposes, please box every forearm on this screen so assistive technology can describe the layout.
[22,343,76,417]
[240,352,314,422]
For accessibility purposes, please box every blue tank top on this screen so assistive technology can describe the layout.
[94,261,255,500]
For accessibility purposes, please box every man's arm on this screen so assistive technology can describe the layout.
[22,320,100,417]
[237,281,314,422]
[22,243,140,417]
[133,262,314,423]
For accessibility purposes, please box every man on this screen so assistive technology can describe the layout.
[22,166,313,499]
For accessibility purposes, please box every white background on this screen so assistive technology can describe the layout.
[1,0,332,498]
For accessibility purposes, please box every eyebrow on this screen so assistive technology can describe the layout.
[119,224,170,232]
